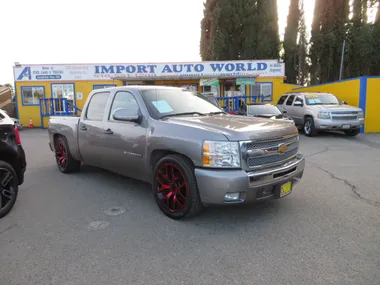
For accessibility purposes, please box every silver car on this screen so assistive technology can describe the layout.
[277,92,364,137]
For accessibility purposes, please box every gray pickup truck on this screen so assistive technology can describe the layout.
[48,86,305,219]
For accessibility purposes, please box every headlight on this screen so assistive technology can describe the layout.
[202,141,240,168]
[358,111,364,118]
[317,111,331,119]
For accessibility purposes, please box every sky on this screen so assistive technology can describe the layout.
[0,0,316,84]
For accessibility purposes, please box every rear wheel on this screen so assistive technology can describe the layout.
[344,129,360,137]
[0,161,18,219]
[55,136,81,173]
[152,155,203,219]
[304,117,318,137]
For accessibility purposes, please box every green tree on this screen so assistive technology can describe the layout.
[200,0,279,61]
[309,0,323,84]
[283,0,300,84]
[310,0,349,83]
[255,0,280,58]
[298,0,309,85]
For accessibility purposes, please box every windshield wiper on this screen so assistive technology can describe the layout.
[160,112,206,119]
[207,111,226,115]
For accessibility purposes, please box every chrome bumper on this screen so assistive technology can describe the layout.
[195,153,305,205]
[314,118,364,131]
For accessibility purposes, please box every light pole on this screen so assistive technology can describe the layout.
[339,38,346,80]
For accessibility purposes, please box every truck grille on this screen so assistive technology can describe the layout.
[331,111,358,121]
[245,135,298,150]
[247,148,298,167]
[241,134,300,169]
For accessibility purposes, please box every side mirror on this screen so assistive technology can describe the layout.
[113,108,142,123]
[342,101,347,105]
[282,110,287,114]
[294,101,304,107]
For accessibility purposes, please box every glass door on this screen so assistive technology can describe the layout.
[52,83,75,114]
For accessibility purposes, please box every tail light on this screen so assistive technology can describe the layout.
[14,126,21,145]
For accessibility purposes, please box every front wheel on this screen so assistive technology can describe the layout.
[304,117,318,137]
[344,129,360,137]
[54,136,81,173]
[152,155,203,219]
[0,161,19,219]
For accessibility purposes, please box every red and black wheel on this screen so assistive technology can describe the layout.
[153,155,203,219]
[0,161,18,219]
[54,136,81,173]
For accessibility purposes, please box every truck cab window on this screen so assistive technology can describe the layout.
[286,95,295,106]
[277,95,288,105]
[109,91,139,120]
[294,96,303,105]
[86,92,110,121]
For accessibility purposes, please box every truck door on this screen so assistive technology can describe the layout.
[77,91,111,168]
[292,95,305,125]
[102,90,148,181]
[283,94,296,118]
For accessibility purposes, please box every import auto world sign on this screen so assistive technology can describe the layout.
[14,60,285,81]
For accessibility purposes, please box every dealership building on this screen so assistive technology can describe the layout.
[13,60,297,127]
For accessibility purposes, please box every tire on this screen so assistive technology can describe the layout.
[304,117,318,137]
[0,160,19,219]
[54,136,81,173]
[344,129,360,137]
[152,155,203,219]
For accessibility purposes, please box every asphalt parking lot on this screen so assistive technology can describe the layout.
[1,129,379,285]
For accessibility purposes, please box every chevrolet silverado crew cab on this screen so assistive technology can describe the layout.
[277,92,364,137]
[48,86,305,219]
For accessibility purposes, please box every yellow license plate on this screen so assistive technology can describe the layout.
[280,181,292,197]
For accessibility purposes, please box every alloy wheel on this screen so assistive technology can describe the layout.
[0,168,16,212]
[155,163,189,213]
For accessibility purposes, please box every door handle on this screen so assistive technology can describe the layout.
[104,128,113,135]
[79,124,87,131]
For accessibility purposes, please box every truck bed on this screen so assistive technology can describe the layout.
[48,116,81,160]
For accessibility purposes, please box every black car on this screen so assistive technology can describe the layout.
[0,109,26,218]
[241,103,295,124]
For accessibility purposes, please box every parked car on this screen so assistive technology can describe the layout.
[11,118,23,130]
[48,86,305,219]
[241,103,295,125]
[0,109,27,219]
[0,109,23,130]
[276,92,364,137]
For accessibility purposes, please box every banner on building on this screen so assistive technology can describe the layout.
[13,60,285,82]
[236,77,256,85]
[200,78,219,86]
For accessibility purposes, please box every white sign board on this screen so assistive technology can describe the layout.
[13,60,285,81]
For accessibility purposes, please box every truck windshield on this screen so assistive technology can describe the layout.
[140,89,224,119]
[247,105,282,116]
[305,93,340,105]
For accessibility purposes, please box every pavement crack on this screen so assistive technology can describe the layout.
[305,147,329,158]
[307,161,380,208]
[0,223,18,235]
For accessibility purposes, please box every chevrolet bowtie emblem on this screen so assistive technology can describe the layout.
[277,143,288,154]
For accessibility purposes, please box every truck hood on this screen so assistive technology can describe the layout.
[311,104,362,112]
[164,115,298,141]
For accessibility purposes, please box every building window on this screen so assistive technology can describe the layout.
[250,83,273,102]
[51,83,75,113]
[93,84,116,90]
[52,83,75,100]
[21,86,45,105]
